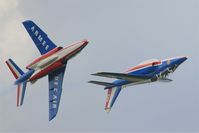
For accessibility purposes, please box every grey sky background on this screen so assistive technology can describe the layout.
[0,0,198,132]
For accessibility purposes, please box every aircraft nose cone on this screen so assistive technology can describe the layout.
[177,56,188,65]
[180,56,188,63]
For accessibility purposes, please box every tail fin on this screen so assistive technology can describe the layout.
[6,59,27,107]
[22,20,57,55]
[105,86,122,113]
[88,80,122,112]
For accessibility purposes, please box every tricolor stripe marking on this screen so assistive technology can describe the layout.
[6,60,22,79]
[126,61,162,73]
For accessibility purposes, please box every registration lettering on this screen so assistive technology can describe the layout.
[52,76,59,109]
[30,26,49,51]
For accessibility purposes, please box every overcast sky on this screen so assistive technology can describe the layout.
[0,0,198,132]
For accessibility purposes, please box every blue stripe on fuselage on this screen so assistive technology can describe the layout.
[110,58,185,87]
[129,65,158,75]
[111,60,170,86]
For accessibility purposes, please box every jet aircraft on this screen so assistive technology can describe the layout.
[6,20,89,120]
[89,56,187,112]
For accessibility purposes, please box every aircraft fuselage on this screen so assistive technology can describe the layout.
[113,56,187,89]
[18,40,88,83]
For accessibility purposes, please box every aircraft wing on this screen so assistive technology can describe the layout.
[92,72,150,82]
[48,65,66,121]
[23,20,57,55]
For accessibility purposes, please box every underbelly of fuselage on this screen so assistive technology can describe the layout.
[28,61,65,82]
[119,79,152,89]
[26,41,87,82]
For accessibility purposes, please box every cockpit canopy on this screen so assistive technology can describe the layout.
[126,59,162,73]
[138,59,161,66]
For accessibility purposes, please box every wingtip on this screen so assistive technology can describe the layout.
[105,108,111,113]
[91,72,102,76]
[49,114,56,121]
[22,20,36,27]
[16,103,22,107]
[91,73,97,76]
[22,20,33,24]
[88,81,92,83]
[5,58,12,63]
[88,80,98,83]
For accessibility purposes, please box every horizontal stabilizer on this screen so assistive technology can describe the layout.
[6,59,24,79]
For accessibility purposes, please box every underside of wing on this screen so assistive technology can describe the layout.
[23,20,57,55]
[48,66,66,121]
[92,72,150,82]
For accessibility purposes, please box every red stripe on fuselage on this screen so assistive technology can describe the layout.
[26,47,63,69]
[126,61,161,73]
[29,62,64,81]
[26,40,88,69]
[29,40,88,81]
